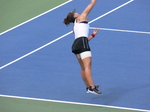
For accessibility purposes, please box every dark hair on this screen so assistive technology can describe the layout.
[63,9,76,25]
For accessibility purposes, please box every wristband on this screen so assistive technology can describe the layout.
[91,34,95,38]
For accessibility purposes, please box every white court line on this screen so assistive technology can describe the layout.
[1,1,149,111]
[0,31,73,69]
[89,0,134,24]
[89,27,150,35]
[0,0,134,69]
[0,0,73,36]
[0,94,149,112]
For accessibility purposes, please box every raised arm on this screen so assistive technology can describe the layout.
[82,0,97,16]
[77,0,97,22]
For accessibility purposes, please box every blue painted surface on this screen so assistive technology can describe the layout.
[0,0,150,110]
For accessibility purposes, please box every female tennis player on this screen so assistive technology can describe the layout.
[63,0,102,94]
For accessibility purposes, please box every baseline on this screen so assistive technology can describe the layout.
[0,94,149,112]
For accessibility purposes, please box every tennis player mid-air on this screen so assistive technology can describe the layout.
[63,0,102,94]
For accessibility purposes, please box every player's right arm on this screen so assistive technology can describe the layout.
[77,0,97,22]
[81,0,97,17]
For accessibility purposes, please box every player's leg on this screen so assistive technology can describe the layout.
[77,51,102,94]
[82,57,102,94]
[76,54,90,87]
[81,56,95,87]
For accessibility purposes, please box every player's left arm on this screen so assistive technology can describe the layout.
[88,28,100,41]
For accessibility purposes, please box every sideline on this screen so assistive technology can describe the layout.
[0,0,73,36]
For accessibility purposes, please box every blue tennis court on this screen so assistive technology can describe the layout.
[0,0,150,112]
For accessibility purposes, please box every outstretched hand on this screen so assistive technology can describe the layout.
[88,28,100,41]
[93,28,100,35]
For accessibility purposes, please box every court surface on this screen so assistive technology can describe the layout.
[0,0,150,112]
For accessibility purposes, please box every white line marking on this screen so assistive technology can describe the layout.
[89,0,134,24]
[0,31,73,70]
[0,94,149,112]
[0,0,73,36]
[0,0,134,69]
[89,27,150,35]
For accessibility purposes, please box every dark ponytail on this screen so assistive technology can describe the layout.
[63,18,71,26]
[63,10,75,25]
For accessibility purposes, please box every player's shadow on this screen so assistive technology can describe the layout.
[90,84,150,105]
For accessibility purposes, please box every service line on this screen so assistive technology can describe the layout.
[89,27,150,35]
